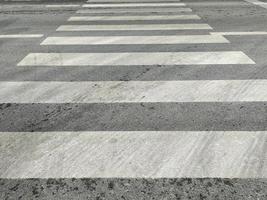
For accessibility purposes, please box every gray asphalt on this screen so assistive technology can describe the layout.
[1,0,267,199]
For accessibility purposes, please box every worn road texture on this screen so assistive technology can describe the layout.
[1,0,267,199]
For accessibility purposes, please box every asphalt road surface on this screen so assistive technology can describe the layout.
[1,0,267,199]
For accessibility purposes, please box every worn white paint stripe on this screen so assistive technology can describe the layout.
[0,34,43,38]
[87,0,181,2]
[46,5,81,8]
[82,3,186,7]
[41,35,229,45]
[57,24,211,31]
[1,131,267,178]
[86,1,181,4]
[244,0,264,4]
[76,7,192,13]
[7,0,40,1]
[68,15,201,21]
[3,0,41,1]
[244,0,267,8]
[1,80,266,103]
[210,31,267,35]
[18,52,254,66]
[254,2,267,5]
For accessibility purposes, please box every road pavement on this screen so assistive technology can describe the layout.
[1,0,267,199]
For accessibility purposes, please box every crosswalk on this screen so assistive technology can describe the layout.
[0,34,43,38]
[17,52,254,65]
[82,3,186,7]
[245,0,267,9]
[68,14,201,20]
[2,131,266,178]
[76,7,193,13]
[40,35,229,44]
[56,23,212,31]
[1,0,267,180]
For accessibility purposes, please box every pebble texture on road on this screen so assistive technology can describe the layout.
[1,178,267,200]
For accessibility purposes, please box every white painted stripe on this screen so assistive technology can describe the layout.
[244,0,263,4]
[210,31,267,36]
[82,3,186,7]
[17,52,253,67]
[41,35,229,45]
[3,0,41,1]
[254,2,267,5]
[87,0,181,2]
[4,0,41,1]
[1,131,267,178]
[1,80,266,103]
[86,1,181,4]
[68,15,201,21]
[57,24,211,31]
[0,34,43,38]
[46,5,80,8]
[76,7,192,13]
[244,0,267,8]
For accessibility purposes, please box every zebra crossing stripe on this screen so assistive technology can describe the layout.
[1,80,266,103]
[1,131,266,178]
[82,3,186,7]
[210,31,267,35]
[76,7,192,13]
[68,15,201,21]
[0,34,43,38]
[244,0,267,9]
[86,0,181,2]
[41,35,229,45]
[17,52,254,66]
[56,24,211,31]
[46,5,81,8]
